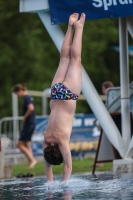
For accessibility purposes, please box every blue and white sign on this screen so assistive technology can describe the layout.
[31,114,99,155]
[48,0,133,24]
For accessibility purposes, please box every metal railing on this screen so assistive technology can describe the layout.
[0,115,47,149]
[0,116,23,149]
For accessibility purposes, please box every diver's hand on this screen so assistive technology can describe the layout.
[60,181,68,189]
[47,181,58,190]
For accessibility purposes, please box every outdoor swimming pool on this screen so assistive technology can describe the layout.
[0,173,133,200]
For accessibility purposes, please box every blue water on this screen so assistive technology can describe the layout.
[0,173,133,199]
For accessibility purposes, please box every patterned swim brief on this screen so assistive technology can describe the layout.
[50,82,78,100]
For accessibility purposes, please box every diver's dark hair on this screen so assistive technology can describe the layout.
[12,83,27,93]
[44,144,63,165]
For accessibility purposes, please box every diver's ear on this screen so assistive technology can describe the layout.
[43,141,48,149]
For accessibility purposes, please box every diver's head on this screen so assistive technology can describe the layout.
[44,144,63,165]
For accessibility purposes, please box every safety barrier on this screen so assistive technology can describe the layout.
[0,116,47,150]
[0,116,23,149]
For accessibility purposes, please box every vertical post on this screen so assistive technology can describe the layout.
[42,88,51,115]
[0,119,1,152]
[119,18,131,150]
[42,95,47,115]
[0,127,4,178]
[12,93,19,148]
[0,139,1,152]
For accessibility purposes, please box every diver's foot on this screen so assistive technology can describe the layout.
[68,13,79,28]
[28,159,37,169]
[74,13,86,28]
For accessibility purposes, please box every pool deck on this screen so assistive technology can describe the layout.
[0,170,113,182]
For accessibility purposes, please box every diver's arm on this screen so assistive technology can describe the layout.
[59,142,72,181]
[44,159,53,181]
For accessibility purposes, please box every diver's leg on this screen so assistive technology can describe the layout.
[51,13,79,87]
[64,13,86,95]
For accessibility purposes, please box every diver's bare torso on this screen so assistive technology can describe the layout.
[44,100,76,145]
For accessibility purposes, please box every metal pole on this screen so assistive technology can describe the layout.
[12,93,19,147]
[119,18,131,151]
[0,139,1,152]
[42,88,51,115]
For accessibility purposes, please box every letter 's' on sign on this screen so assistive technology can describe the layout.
[48,0,133,24]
